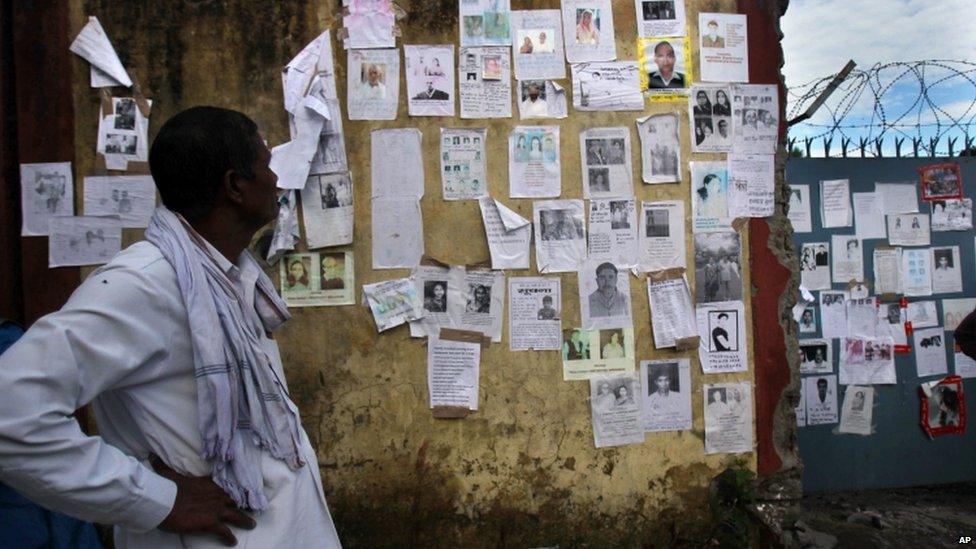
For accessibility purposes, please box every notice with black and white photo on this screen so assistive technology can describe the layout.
[731,84,777,154]
[441,128,488,200]
[943,298,976,332]
[428,331,481,411]
[279,251,355,307]
[830,235,863,284]
[820,291,849,339]
[641,359,692,432]
[511,9,566,80]
[371,128,425,198]
[846,297,877,337]
[852,192,886,240]
[931,199,972,232]
[838,386,874,435]
[410,265,505,342]
[534,199,586,273]
[907,300,939,329]
[636,0,686,38]
[691,161,731,232]
[580,127,633,198]
[459,0,512,46]
[372,197,424,269]
[839,336,896,385]
[562,327,635,380]
[873,247,902,295]
[49,216,121,268]
[704,382,753,454]
[647,276,698,349]
[902,248,932,297]
[412,264,454,332]
[562,0,616,62]
[698,301,747,373]
[82,175,155,228]
[800,242,830,291]
[698,13,748,83]
[347,48,399,120]
[931,246,962,294]
[590,373,644,448]
[97,97,150,170]
[639,200,686,271]
[572,62,643,111]
[805,375,838,425]
[510,125,561,197]
[798,305,817,334]
[517,80,568,119]
[888,213,930,246]
[579,258,633,330]
[877,303,908,348]
[689,85,733,152]
[787,184,812,233]
[636,113,681,184]
[459,46,513,118]
[820,179,852,228]
[588,199,638,269]
[509,277,562,351]
[405,45,455,117]
[363,277,425,332]
[20,162,73,236]
[728,154,774,218]
[914,327,948,378]
[799,339,832,374]
[694,231,742,304]
[479,197,531,270]
[301,173,354,249]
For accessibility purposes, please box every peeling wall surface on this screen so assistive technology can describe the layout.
[68,0,782,545]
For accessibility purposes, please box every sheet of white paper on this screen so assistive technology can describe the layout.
[82,175,155,228]
[846,297,877,338]
[267,192,300,264]
[690,161,731,232]
[572,62,643,111]
[283,30,338,115]
[805,374,838,425]
[301,173,354,249]
[875,182,919,214]
[590,373,644,448]
[635,0,686,38]
[931,246,962,294]
[347,48,400,120]
[96,97,150,171]
[90,65,119,88]
[427,333,481,411]
[931,199,973,231]
[955,351,976,379]
[914,327,948,378]
[887,213,930,246]
[902,248,933,297]
[279,251,355,307]
[309,102,349,175]
[404,45,456,117]
[641,359,692,432]
[69,17,132,88]
[647,277,697,349]
[820,291,849,339]
[638,200,686,272]
[830,234,863,284]
[698,13,748,83]
[877,302,907,348]
[697,301,748,373]
[799,339,832,374]
[48,216,121,267]
[516,80,568,119]
[562,0,617,62]
[839,336,896,385]
[441,128,488,200]
[579,257,633,331]
[20,162,74,236]
[636,113,681,184]
[787,184,812,233]
[852,192,886,240]
[942,298,976,332]
[371,128,425,198]
[580,127,634,198]
[728,154,774,218]
[371,197,424,269]
[689,84,733,153]
[459,47,513,118]
[460,0,513,46]
[873,247,903,295]
[838,386,874,435]
[410,265,505,342]
[271,102,325,189]
[693,231,743,304]
[820,179,853,228]
[587,198,638,269]
[363,277,426,332]
[534,200,586,273]
[479,198,531,269]
[704,382,753,454]
[799,242,830,291]
[562,327,635,380]
[509,277,562,351]
[511,10,567,80]
[907,300,939,328]
[343,0,396,49]
[796,379,808,427]
[510,126,561,197]
[731,84,778,154]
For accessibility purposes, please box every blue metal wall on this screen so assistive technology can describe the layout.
[787,157,976,493]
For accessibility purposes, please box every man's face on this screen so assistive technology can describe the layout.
[718,315,727,327]
[817,381,827,400]
[655,374,670,393]
[654,43,676,76]
[802,311,812,324]
[239,134,279,227]
[745,110,757,126]
[528,85,541,100]
[426,81,434,92]
[718,121,728,136]
[596,267,617,292]
[367,65,381,85]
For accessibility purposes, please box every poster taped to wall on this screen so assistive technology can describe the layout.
[572,62,643,111]
[534,199,586,273]
[641,359,692,432]
[20,162,74,236]
[404,45,456,117]
[697,13,748,83]
[635,0,686,38]
[697,301,747,373]
[561,0,617,63]
[587,198,638,269]
[580,127,634,198]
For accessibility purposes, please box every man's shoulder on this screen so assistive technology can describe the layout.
[91,241,173,280]
[69,242,178,307]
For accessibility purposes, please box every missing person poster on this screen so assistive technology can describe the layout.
[347,48,399,120]
[510,125,561,197]
[280,251,355,307]
[635,0,686,37]
[638,36,691,101]
[511,9,566,80]
[689,84,733,153]
[704,382,753,454]
[690,161,731,232]
[561,0,617,62]
[533,199,586,273]
[562,327,634,380]
[697,301,747,373]
[804,375,838,426]
[509,277,562,351]
[697,13,748,83]
[587,198,638,269]
[641,359,692,432]
[459,0,512,46]
[578,257,634,331]
[636,113,682,184]
[572,62,643,111]
[580,127,634,198]
[639,200,686,272]
[590,372,645,448]
[301,173,354,249]
[404,45,455,117]
[440,128,488,200]
[459,46,513,118]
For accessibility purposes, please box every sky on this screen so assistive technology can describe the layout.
[780,0,976,156]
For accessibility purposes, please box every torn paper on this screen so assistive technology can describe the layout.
[49,216,121,267]
[534,199,586,273]
[510,126,561,197]
[280,251,355,307]
[363,277,425,332]
[639,200,686,272]
[301,173,353,249]
[478,197,531,269]
[69,16,132,88]
[694,231,743,304]
[641,359,692,432]
[441,128,488,200]
[698,13,748,83]
[697,301,748,373]
[20,162,73,236]
[509,277,562,351]
[510,10,566,80]
[459,46,513,118]
[270,102,324,190]
[636,113,681,184]
[572,62,643,111]
[347,48,400,120]
[342,0,396,49]
[267,191,300,264]
[562,327,634,381]
[704,382,753,454]
[580,127,634,198]
[517,80,568,119]
[590,372,644,448]
[82,175,155,228]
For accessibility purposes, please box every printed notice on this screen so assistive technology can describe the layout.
[347,48,399,120]
[641,359,692,432]
[509,277,562,351]
[698,13,748,83]
[805,375,838,426]
[690,84,733,153]
[405,45,456,117]
[510,125,561,197]
[428,332,481,411]
[562,327,635,380]
[787,184,812,233]
[534,199,586,273]
[280,251,355,307]
[637,113,681,184]
[590,373,644,448]
[511,9,566,81]
[887,213,930,246]
[697,301,748,373]
[572,62,643,111]
[838,386,874,435]
[459,0,512,46]
[363,277,425,332]
[704,382,753,454]
[647,276,698,349]
[799,339,832,374]
[49,216,121,268]
[580,127,634,198]
[587,198,638,269]
[731,84,777,154]
[441,128,488,200]
[459,47,513,118]
[820,179,852,228]
[82,175,155,228]
[728,154,774,218]
[638,200,686,272]
[20,162,74,236]
[301,173,354,249]
[562,0,617,63]
[839,336,896,385]
[691,161,731,232]
[478,197,531,269]
[579,257,633,331]
[635,0,686,38]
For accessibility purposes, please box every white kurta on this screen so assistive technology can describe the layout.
[0,241,341,548]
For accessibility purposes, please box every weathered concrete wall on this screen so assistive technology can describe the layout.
[70,1,768,545]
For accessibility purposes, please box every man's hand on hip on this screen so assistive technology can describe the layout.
[151,456,257,546]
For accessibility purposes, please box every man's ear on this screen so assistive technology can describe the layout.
[223,169,245,205]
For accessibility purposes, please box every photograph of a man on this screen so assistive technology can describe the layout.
[701,20,724,48]
[588,262,630,318]
[413,80,450,100]
[647,40,685,89]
